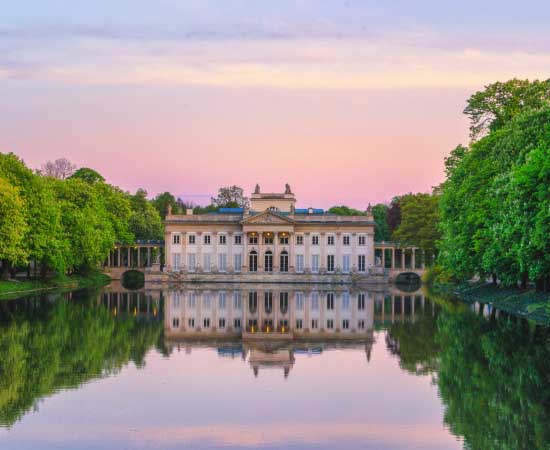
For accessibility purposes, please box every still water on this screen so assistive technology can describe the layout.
[1,283,549,450]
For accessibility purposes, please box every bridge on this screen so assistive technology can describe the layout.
[103,240,164,279]
[373,242,432,282]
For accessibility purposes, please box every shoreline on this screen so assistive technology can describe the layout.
[0,273,111,300]
[428,282,550,325]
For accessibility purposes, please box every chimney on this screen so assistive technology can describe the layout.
[186,208,193,215]
[308,207,313,214]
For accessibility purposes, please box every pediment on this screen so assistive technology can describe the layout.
[241,211,294,225]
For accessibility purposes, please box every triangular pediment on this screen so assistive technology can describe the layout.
[241,211,294,225]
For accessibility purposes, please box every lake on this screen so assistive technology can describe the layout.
[1,282,549,450]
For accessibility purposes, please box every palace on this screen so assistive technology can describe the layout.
[163,185,377,280]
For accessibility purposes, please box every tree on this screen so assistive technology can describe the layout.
[327,205,366,216]
[0,178,29,279]
[41,158,76,179]
[372,204,391,242]
[70,167,105,184]
[128,189,163,241]
[464,78,550,140]
[392,193,441,254]
[152,192,179,219]
[387,196,404,235]
[211,186,249,209]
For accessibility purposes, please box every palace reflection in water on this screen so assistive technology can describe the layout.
[4,282,550,450]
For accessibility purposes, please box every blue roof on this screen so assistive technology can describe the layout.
[218,207,244,213]
[294,208,325,215]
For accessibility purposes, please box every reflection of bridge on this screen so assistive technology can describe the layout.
[373,243,433,281]
[103,240,163,279]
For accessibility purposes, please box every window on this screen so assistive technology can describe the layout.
[249,251,258,272]
[218,292,226,310]
[203,293,211,309]
[296,254,304,272]
[218,253,227,272]
[311,292,319,310]
[358,255,366,272]
[234,318,241,329]
[280,251,289,272]
[249,234,258,245]
[342,254,350,273]
[172,317,180,328]
[342,292,350,310]
[311,319,319,329]
[342,319,349,330]
[248,291,257,313]
[264,234,274,245]
[203,254,211,272]
[188,234,196,244]
[219,234,226,245]
[296,235,304,245]
[188,293,196,308]
[172,293,180,308]
[358,319,365,330]
[188,253,196,272]
[234,253,242,272]
[219,318,226,328]
[327,293,334,310]
[204,234,211,245]
[188,318,195,328]
[358,235,366,246]
[327,319,334,329]
[280,292,289,313]
[172,234,180,245]
[279,235,289,245]
[327,235,335,245]
[264,292,273,314]
[358,293,365,310]
[343,235,350,246]
[234,234,242,245]
[311,254,320,273]
[296,319,303,329]
[264,251,273,272]
[172,253,181,271]
[296,292,304,310]
[327,254,335,272]
[233,292,242,309]
[203,318,210,328]
[312,235,319,245]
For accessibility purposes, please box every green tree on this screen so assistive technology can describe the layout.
[0,178,29,279]
[327,205,366,216]
[152,191,179,219]
[392,193,440,254]
[211,186,249,208]
[70,167,105,184]
[129,189,163,240]
[464,78,550,140]
[372,203,390,242]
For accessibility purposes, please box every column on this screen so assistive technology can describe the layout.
[335,232,341,272]
[127,248,131,267]
[351,233,357,272]
[147,247,151,267]
[391,248,395,269]
[381,248,386,268]
[258,232,264,271]
[181,233,187,272]
[320,232,326,273]
[290,232,296,272]
[401,249,405,269]
[412,249,416,269]
[212,232,218,272]
[228,232,234,272]
[117,248,121,267]
[304,232,311,272]
[137,247,141,267]
[391,295,395,323]
[242,232,249,272]
[273,232,279,272]
[197,232,203,271]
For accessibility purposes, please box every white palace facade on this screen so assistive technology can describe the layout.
[163,185,377,281]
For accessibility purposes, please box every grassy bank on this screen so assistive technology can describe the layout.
[428,281,550,325]
[0,272,111,299]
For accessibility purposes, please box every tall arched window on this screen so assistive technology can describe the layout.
[264,251,273,272]
[249,251,258,272]
[280,250,289,273]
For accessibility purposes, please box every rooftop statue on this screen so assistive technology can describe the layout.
[254,183,260,194]
[285,183,292,194]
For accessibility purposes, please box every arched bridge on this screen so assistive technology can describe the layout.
[103,240,164,279]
